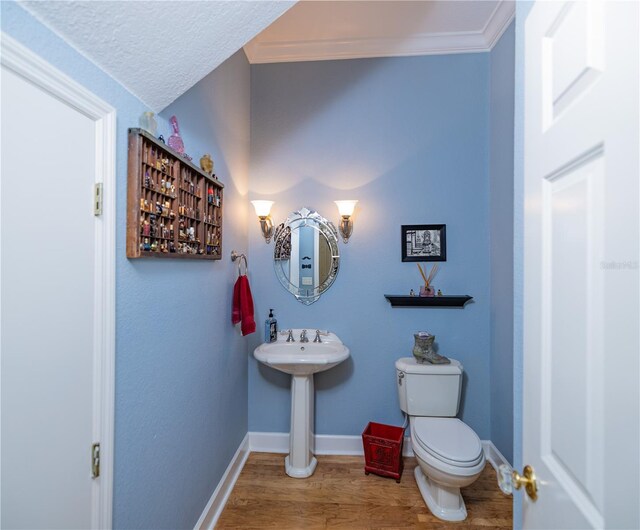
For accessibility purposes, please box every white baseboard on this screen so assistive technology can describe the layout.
[248,431,290,454]
[194,433,250,530]
[249,432,511,467]
[197,432,510,528]
[482,440,512,473]
[249,431,416,457]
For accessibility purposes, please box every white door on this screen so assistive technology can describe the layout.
[523,1,639,528]
[1,35,115,529]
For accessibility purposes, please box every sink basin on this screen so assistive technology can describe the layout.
[254,330,350,478]
[254,333,349,376]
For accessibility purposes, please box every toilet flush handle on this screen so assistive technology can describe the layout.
[398,371,405,386]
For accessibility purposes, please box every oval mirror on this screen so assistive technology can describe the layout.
[273,208,340,305]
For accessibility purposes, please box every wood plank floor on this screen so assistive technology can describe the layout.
[216,453,512,529]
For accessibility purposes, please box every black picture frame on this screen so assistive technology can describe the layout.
[401,224,446,262]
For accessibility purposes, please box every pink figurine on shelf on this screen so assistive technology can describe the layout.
[168,115,184,154]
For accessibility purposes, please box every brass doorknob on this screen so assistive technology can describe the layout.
[513,465,538,500]
[498,464,538,501]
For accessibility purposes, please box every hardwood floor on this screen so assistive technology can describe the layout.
[216,453,512,529]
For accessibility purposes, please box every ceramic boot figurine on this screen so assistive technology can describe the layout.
[413,332,451,365]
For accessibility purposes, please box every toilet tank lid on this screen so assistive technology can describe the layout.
[395,357,463,375]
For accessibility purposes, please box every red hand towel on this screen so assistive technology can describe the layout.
[232,275,256,336]
[232,277,242,325]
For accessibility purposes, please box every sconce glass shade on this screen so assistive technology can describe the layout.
[334,200,358,217]
[334,200,357,243]
[251,200,275,243]
[251,200,274,218]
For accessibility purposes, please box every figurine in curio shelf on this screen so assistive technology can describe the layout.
[168,115,184,154]
[200,154,214,175]
[139,111,158,136]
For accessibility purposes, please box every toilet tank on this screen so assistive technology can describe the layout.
[395,357,463,416]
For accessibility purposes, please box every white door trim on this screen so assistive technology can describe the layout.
[0,32,116,530]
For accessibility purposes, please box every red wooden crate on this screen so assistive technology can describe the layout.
[362,422,405,482]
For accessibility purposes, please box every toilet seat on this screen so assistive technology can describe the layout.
[411,417,484,468]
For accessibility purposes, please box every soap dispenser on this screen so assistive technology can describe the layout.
[265,309,278,343]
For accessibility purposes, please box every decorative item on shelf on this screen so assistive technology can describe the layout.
[139,111,158,136]
[412,332,450,365]
[417,263,438,297]
[251,200,275,243]
[334,200,358,243]
[409,289,416,297]
[437,289,443,296]
[200,154,214,175]
[419,285,434,297]
[168,115,184,154]
[182,153,193,162]
[157,135,165,144]
[401,224,446,262]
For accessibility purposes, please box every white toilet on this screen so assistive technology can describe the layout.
[396,357,485,522]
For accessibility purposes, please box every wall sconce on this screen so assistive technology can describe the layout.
[334,200,358,243]
[251,200,275,243]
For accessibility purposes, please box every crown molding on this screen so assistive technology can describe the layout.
[245,1,515,64]
[482,0,516,49]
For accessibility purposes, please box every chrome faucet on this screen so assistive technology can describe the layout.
[313,330,322,343]
[300,329,309,343]
[286,329,295,343]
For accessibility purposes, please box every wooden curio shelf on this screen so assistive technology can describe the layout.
[384,295,473,308]
[126,128,224,260]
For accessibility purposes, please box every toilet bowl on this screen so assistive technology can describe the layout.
[395,357,485,522]
[410,417,485,521]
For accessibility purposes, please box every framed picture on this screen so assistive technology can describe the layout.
[401,224,446,262]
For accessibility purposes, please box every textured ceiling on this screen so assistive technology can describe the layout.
[20,0,295,111]
[245,0,514,63]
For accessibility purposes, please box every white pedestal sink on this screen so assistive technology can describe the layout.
[254,330,349,478]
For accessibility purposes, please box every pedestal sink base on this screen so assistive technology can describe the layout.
[285,455,318,478]
[286,374,316,478]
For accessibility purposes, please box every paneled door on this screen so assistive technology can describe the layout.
[0,35,115,529]
[522,1,639,528]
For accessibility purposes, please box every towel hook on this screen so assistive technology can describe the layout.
[231,250,248,276]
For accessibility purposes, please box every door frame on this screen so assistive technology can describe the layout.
[1,32,116,529]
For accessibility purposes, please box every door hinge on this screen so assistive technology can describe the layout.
[91,442,100,479]
[94,183,103,216]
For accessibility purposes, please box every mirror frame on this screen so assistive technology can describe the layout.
[273,207,340,305]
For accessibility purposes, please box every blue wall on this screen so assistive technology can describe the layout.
[1,4,250,529]
[489,23,515,465]
[118,51,250,530]
[248,55,493,439]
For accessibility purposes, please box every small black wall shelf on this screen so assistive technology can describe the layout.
[384,295,473,308]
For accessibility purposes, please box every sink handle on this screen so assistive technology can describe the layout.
[313,330,322,343]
